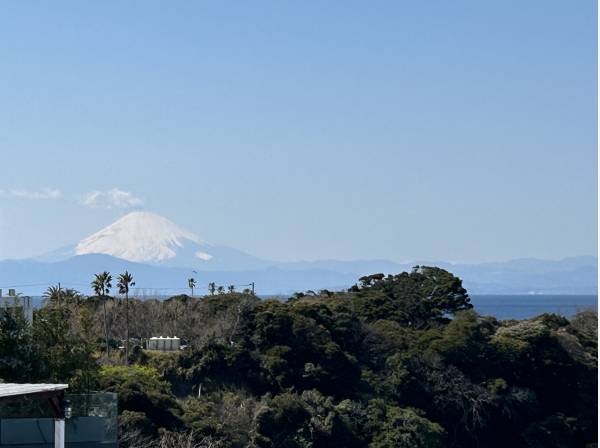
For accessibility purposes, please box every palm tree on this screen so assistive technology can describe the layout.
[65,289,83,307]
[92,271,112,357]
[117,271,135,365]
[43,285,62,307]
[188,278,196,297]
[227,284,235,294]
[43,286,83,308]
[208,282,216,296]
[217,285,225,295]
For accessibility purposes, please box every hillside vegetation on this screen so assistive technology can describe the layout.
[0,266,597,447]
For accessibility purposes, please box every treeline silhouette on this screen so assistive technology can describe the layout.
[0,266,596,448]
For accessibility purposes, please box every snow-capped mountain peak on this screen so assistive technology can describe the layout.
[38,211,269,270]
[75,211,205,263]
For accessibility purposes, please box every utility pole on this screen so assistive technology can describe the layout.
[251,282,255,295]
[58,282,61,307]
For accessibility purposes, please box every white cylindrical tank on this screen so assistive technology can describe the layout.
[148,336,180,351]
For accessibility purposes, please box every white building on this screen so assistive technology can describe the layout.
[147,336,181,351]
[0,289,33,323]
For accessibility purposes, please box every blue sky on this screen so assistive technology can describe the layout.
[0,1,596,263]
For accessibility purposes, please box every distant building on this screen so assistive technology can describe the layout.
[0,289,33,323]
[147,336,181,351]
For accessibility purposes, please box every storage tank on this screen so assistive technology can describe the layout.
[147,336,180,351]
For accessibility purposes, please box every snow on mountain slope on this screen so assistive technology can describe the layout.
[40,211,271,270]
[74,211,207,263]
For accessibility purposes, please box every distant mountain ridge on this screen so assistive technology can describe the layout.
[2,211,596,296]
[1,254,596,297]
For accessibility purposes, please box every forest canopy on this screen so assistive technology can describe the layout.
[0,266,597,448]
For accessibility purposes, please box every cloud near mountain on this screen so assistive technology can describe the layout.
[0,188,62,200]
[80,188,143,209]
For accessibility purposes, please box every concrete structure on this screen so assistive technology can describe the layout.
[0,290,33,323]
[0,386,118,448]
[147,336,181,351]
[0,384,68,448]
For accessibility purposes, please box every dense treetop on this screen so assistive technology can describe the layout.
[0,267,596,448]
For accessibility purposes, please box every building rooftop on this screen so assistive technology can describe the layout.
[0,383,68,401]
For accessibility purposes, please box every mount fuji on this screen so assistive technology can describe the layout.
[38,211,272,271]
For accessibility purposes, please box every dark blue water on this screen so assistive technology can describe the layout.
[29,294,598,320]
[470,295,597,320]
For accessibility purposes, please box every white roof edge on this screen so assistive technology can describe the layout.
[0,383,69,398]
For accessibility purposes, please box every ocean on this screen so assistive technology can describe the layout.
[469,294,597,320]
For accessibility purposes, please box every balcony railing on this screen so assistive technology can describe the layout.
[0,392,117,447]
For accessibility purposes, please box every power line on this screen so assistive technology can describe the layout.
[0,283,55,288]
[1,280,257,294]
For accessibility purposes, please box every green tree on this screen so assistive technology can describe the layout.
[92,271,112,357]
[429,310,497,379]
[43,285,63,307]
[98,365,182,435]
[117,270,135,365]
[43,285,83,308]
[34,305,99,391]
[208,282,216,296]
[359,273,385,288]
[367,401,446,448]
[0,308,40,382]
[227,284,235,294]
[353,267,472,327]
[254,392,311,447]
[188,278,196,297]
